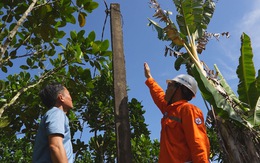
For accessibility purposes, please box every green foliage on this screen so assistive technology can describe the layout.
[75,66,158,162]
[206,123,222,162]
[237,33,258,109]
[129,98,150,137]
[237,33,260,128]
[248,97,260,128]
[173,0,215,37]
[131,134,160,163]
[148,0,215,53]
[0,135,33,162]
[0,116,9,127]
[0,1,159,162]
[237,33,258,108]
[192,65,244,123]
[0,0,100,73]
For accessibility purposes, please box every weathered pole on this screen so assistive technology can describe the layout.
[110,3,132,163]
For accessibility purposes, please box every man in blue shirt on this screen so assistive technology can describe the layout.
[33,83,74,163]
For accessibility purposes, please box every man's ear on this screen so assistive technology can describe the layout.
[57,93,64,102]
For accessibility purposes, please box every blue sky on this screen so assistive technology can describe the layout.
[82,0,260,141]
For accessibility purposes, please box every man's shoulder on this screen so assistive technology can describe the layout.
[181,101,198,108]
[46,107,63,114]
[44,107,65,121]
[180,102,202,114]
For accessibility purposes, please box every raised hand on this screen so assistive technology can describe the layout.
[144,62,152,79]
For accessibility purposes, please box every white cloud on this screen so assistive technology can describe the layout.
[234,2,260,71]
[237,1,260,31]
[240,10,260,47]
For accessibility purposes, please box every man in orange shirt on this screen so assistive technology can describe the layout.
[144,62,210,163]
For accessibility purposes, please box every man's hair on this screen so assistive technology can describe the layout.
[39,83,64,108]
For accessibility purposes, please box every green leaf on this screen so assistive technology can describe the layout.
[20,65,29,70]
[101,51,112,57]
[78,30,85,38]
[0,98,7,102]
[56,30,66,39]
[147,18,166,40]
[88,31,96,41]
[39,4,52,18]
[256,69,260,98]
[40,25,54,42]
[92,42,99,54]
[84,2,99,13]
[173,0,215,38]
[66,14,76,24]
[174,53,189,70]
[202,0,215,25]
[76,0,82,6]
[10,50,17,59]
[192,65,243,124]
[7,60,13,67]
[26,58,33,67]
[1,66,7,73]
[100,40,109,51]
[174,0,202,35]
[0,80,6,91]
[214,64,249,112]
[82,68,92,82]
[25,72,31,81]
[38,61,45,69]
[70,30,77,40]
[75,44,83,63]
[236,33,258,109]
[0,116,10,128]
[247,97,260,127]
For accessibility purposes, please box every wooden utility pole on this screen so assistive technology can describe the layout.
[110,3,132,163]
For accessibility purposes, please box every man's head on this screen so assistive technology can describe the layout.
[39,83,73,111]
[165,74,198,103]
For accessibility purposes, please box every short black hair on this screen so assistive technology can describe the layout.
[39,83,64,109]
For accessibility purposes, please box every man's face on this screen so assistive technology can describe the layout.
[164,82,177,102]
[60,87,73,110]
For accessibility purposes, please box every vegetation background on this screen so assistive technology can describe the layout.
[1,0,260,162]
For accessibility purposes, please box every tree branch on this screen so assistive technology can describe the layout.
[0,61,68,118]
[0,0,37,59]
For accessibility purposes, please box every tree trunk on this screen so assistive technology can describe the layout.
[216,117,260,163]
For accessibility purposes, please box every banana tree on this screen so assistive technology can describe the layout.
[148,0,260,162]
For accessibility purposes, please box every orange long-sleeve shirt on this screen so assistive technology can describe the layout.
[146,78,210,163]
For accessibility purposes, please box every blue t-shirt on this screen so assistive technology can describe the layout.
[33,107,73,163]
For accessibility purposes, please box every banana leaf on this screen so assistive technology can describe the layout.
[247,97,260,127]
[237,33,258,109]
[191,65,244,124]
[173,0,215,38]
[215,64,249,112]
[147,18,167,41]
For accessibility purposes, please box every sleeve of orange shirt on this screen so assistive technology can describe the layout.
[181,104,210,163]
[145,78,168,113]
